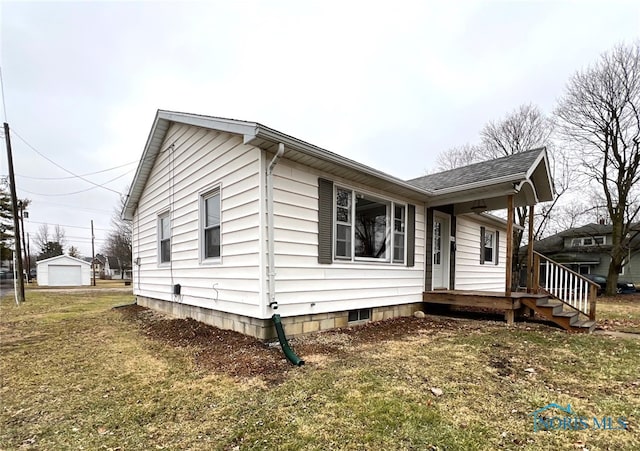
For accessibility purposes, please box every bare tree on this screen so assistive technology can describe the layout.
[435,143,482,171]
[35,223,66,256]
[555,41,640,295]
[102,194,132,278]
[68,246,80,258]
[34,224,50,251]
[480,104,554,160]
[53,225,66,248]
[486,105,553,287]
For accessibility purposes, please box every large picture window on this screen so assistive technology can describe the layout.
[158,212,171,264]
[202,189,221,260]
[334,186,406,263]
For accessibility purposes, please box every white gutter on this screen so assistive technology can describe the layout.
[251,126,433,197]
[266,143,285,310]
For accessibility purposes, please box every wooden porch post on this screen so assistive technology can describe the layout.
[527,205,534,293]
[505,195,514,296]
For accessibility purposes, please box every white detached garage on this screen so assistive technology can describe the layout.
[36,255,91,287]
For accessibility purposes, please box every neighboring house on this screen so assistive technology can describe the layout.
[36,255,91,286]
[106,256,132,279]
[122,110,554,339]
[527,223,640,284]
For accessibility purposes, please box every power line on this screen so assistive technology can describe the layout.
[26,220,111,231]
[19,169,133,197]
[29,199,112,214]
[16,160,136,181]
[11,129,124,194]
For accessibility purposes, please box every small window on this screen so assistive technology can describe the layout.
[158,212,171,264]
[202,190,221,260]
[484,230,495,263]
[335,188,352,259]
[572,236,605,247]
[433,221,442,265]
[393,205,405,263]
[348,308,371,323]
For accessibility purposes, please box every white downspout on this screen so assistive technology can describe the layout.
[267,143,285,309]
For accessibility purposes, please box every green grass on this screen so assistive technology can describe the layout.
[1,290,639,450]
[597,294,640,333]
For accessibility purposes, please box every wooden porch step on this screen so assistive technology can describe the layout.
[521,296,595,333]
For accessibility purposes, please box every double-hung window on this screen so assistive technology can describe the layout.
[484,230,495,263]
[158,212,171,264]
[202,189,221,261]
[480,226,499,265]
[334,186,406,263]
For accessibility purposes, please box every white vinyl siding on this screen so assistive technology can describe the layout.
[132,124,262,316]
[454,215,507,292]
[269,160,425,316]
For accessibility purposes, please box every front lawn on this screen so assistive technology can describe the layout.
[1,290,639,450]
[597,293,640,333]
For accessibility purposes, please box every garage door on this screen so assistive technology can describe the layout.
[49,265,82,286]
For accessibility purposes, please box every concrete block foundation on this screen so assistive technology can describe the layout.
[136,295,423,340]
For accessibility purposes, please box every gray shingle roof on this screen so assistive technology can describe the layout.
[408,148,545,191]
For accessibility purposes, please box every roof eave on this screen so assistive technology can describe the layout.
[249,125,434,198]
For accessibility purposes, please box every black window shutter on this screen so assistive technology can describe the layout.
[480,226,486,264]
[495,230,500,265]
[317,178,334,264]
[407,204,416,267]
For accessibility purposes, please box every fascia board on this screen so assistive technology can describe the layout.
[252,125,434,198]
[157,110,258,137]
[122,113,166,221]
[429,173,526,197]
[427,180,521,206]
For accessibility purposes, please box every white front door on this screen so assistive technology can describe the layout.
[432,213,450,290]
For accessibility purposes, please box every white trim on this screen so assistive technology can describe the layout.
[157,210,171,266]
[332,184,408,265]
[198,183,223,265]
[432,211,451,289]
[483,229,496,264]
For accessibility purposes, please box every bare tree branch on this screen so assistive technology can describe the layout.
[555,41,640,295]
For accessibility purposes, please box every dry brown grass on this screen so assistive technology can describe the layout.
[1,290,639,450]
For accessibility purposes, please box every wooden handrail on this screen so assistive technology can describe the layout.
[532,251,598,320]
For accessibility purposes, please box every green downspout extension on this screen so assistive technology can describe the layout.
[272,314,304,366]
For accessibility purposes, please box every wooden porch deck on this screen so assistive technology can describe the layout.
[423,290,547,325]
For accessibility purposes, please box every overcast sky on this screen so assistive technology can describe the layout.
[1,1,639,258]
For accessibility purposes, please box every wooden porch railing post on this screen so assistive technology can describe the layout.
[533,253,540,293]
[527,205,534,293]
[589,285,597,321]
[505,195,514,297]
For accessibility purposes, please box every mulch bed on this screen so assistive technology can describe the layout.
[116,295,639,383]
[116,305,468,384]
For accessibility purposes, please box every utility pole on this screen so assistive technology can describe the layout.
[4,122,25,302]
[91,219,96,287]
[27,232,31,280]
[18,201,29,282]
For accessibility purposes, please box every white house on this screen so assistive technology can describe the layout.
[122,110,555,339]
[36,255,92,287]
